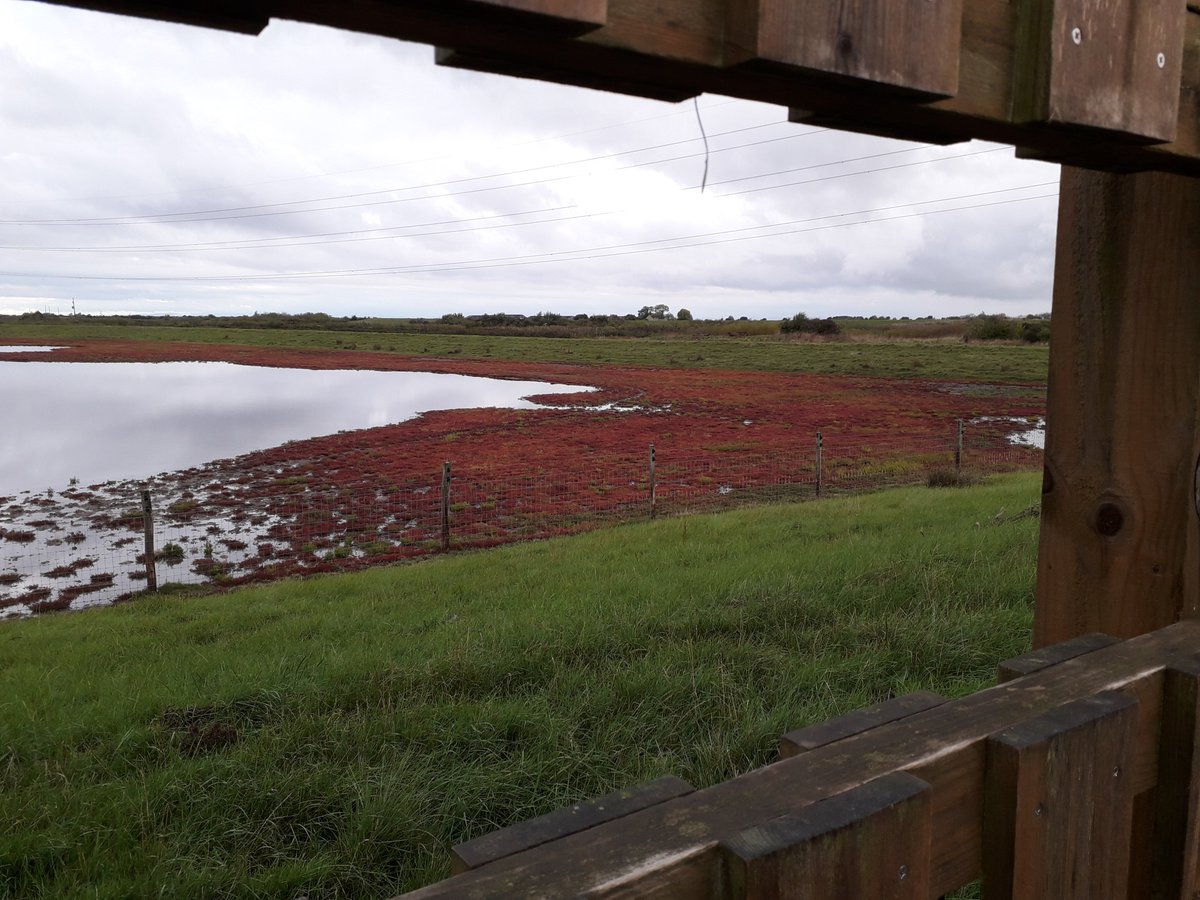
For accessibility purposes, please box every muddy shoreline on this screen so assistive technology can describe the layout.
[0,340,1044,616]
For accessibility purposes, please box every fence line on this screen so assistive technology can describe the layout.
[0,422,1043,616]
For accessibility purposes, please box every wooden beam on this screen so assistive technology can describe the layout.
[30,1,1200,173]
[396,620,1198,898]
[1013,0,1187,143]
[724,0,964,100]
[1034,168,1200,647]
[779,691,946,759]
[450,776,694,873]
[997,633,1119,683]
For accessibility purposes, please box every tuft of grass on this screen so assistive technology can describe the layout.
[927,467,981,488]
[0,474,1039,898]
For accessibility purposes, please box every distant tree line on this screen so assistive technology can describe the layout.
[5,308,1050,343]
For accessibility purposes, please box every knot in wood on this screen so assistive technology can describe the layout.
[1096,502,1124,537]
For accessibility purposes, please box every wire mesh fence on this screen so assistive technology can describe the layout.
[0,420,1043,617]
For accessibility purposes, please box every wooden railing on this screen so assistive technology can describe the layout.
[397,621,1200,898]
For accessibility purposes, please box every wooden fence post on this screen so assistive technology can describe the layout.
[1035,168,1200,647]
[815,431,823,498]
[955,419,964,478]
[141,488,157,592]
[440,461,452,551]
[648,444,657,519]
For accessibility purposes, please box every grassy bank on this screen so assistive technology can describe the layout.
[1,474,1040,899]
[0,320,1049,382]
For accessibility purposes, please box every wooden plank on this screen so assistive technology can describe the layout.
[30,1,1200,174]
[435,48,698,101]
[1150,662,1200,899]
[461,0,607,35]
[982,691,1138,900]
[997,633,1119,683]
[1127,789,1155,899]
[1034,168,1200,647]
[1013,0,1187,142]
[779,692,946,759]
[37,0,270,34]
[450,776,694,873]
[396,621,1195,898]
[788,108,969,146]
[724,0,965,99]
[721,772,932,900]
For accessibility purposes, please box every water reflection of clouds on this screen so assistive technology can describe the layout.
[0,361,591,495]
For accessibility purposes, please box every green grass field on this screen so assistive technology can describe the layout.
[1,474,1039,899]
[0,320,1049,383]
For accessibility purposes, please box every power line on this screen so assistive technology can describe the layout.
[2,145,1010,253]
[0,184,1058,283]
[2,122,812,226]
[45,99,745,206]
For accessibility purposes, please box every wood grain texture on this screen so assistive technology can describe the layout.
[1150,663,1200,899]
[997,633,1120,683]
[725,0,964,99]
[1035,167,1200,647]
[29,1,1200,173]
[451,776,694,873]
[397,621,1196,898]
[721,772,932,899]
[983,692,1138,900]
[1014,0,1186,142]
[779,692,946,759]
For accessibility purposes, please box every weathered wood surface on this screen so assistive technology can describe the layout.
[724,0,964,100]
[983,692,1137,899]
[1151,662,1200,899]
[779,691,946,759]
[997,632,1119,682]
[1013,0,1187,142]
[397,620,1199,898]
[722,772,932,899]
[451,776,694,873]
[1035,168,1200,647]
[32,0,1200,174]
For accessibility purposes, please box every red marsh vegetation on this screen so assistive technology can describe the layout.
[0,338,1043,600]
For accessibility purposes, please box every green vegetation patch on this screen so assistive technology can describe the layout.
[0,319,1050,382]
[0,474,1039,898]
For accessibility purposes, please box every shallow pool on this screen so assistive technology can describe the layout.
[0,360,591,495]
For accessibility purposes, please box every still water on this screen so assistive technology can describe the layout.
[0,360,591,495]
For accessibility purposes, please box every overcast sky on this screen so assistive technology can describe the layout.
[0,1,1062,321]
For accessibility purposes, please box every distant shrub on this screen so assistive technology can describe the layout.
[1020,320,1051,343]
[964,314,1017,342]
[781,312,841,336]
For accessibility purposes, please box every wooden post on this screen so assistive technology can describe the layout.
[648,444,657,519]
[141,488,157,592]
[815,431,823,498]
[1035,168,1200,648]
[955,419,963,478]
[983,692,1137,899]
[440,461,452,551]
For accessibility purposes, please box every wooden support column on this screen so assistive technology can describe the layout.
[1035,166,1200,648]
